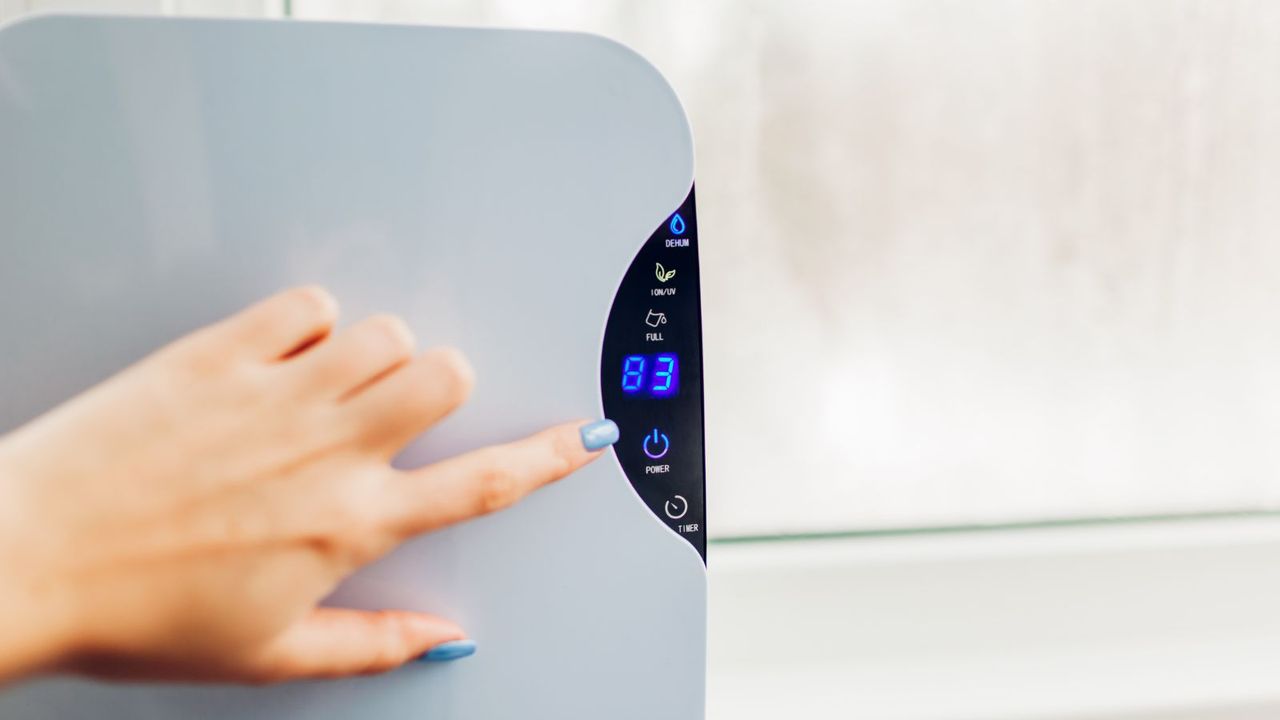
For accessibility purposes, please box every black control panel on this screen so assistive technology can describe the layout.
[601,186,705,562]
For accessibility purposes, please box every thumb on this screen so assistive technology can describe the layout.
[247,607,472,682]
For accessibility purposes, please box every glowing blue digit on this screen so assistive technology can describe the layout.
[651,354,678,396]
[622,355,646,393]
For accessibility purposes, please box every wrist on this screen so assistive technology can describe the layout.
[0,562,78,681]
[0,467,81,682]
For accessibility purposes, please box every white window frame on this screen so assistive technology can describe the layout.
[707,515,1280,720]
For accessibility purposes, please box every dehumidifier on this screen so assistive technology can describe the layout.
[0,14,706,719]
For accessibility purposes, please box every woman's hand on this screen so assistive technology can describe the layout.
[0,287,618,684]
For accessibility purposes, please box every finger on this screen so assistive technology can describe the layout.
[384,419,618,537]
[207,286,339,361]
[246,608,470,682]
[293,314,417,397]
[343,346,475,454]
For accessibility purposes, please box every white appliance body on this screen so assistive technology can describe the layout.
[0,15,706,719]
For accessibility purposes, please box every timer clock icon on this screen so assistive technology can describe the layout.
[643,428,670,459]
[664,495,688,520]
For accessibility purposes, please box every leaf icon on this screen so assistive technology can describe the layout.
[655,263,667,281]
[664,269,677,282]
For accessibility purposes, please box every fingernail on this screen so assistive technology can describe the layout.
[420,639,477,662]
[580,419,620,451]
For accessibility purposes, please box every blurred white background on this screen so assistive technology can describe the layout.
[8,2,1280,719]
[7,0,1280,538]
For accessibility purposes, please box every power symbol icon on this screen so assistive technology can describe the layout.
[643,428,670,460]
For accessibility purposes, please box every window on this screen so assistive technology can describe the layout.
[293,0,1280,537]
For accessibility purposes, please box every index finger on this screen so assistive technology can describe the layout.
[382,419,618,537]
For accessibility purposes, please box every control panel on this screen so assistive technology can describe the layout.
[601,187,706,561]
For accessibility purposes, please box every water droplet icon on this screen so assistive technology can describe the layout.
[669,213,686,236]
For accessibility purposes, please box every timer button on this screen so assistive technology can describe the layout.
[643,428,670,460]
[664,495,689,520]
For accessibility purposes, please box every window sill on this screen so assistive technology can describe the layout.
[708,516,1280,719]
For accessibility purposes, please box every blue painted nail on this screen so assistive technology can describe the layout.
[580,419,620,451]
[420,639,477,662]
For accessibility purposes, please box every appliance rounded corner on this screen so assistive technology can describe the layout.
[564,29,695,155]
[0,10,65,39]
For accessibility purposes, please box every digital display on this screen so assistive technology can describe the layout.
[621,353,679,397]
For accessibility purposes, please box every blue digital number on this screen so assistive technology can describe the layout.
[621,353,680,397]
[621,355,646,393]
[651,354,678,397]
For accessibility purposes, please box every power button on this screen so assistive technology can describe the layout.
[642,428,670,459]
